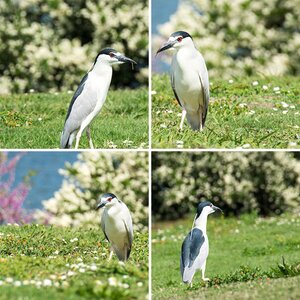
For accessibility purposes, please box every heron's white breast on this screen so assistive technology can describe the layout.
[103,204,130,246]
[172,49,205,111]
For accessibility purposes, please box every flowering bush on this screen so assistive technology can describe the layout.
[152,152,300,220]
[0,0,148,93]
[35,152,148,230]
[154,0,300,78]
[0,153,31,224]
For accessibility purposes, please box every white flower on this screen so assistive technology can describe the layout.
[79,268,86,273]
[29,89,35,93]
[5,278,13,283]
[228,79,234,84]
[151,91,157,95]
[108,277,117,286]
[38,117,42,121]
[242,144,251,148]
[0,281,3,286]
[252,81,259,86]
[160,124,167,128]
[70,238,78,243]
[43,279,52,286]
[290,105,295,109]
[14,281,22,287]
[90,265,97,271]
[288,142,297,147]
[137,282,143,287]
[282,110,288,114]
[281,102,289,108]
[262,85,268,90]
[273,87,280,91]
[272,108,278,111]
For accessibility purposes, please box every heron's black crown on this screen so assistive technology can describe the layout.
[196,201,212,217]
[171,31,193,40]
[101,193,117,199]
[99,48,118,56]
[94,48,118,64]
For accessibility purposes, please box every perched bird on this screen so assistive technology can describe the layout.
[180,201,222,286]
[60,48,136,149]
[96,193,133,262]
[156,31,209,131]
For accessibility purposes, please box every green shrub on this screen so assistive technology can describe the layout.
[35,152,148,229]
[152,152,300,220]
[154,0,300,78]
[0,0,148,93]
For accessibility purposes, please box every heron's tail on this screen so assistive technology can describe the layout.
[182,267,195,284]
[186,107,207,131]
[186,111,201,131]
[60,130,71,149]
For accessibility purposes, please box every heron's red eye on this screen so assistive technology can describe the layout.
[109,52,115,58]
[177,36,183,42]
[107,197,112,202]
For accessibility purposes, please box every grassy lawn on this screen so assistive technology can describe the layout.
[0,88,148,149]
[0,225,148,299]
[152,75,300,149]
[152,214,300,299]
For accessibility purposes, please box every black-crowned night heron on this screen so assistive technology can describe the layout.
[96,193,133,262]
[156,31,209,131]
[60,48,136,149]
[180,201,222,286]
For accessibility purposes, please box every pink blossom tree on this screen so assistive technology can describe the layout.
[0,153,31,224]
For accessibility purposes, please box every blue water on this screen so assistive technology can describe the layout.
[152,0,180,34]
[7,152,78,209]
[152,0,180,73]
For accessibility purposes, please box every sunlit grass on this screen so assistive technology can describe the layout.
[152,75,300,149]
[0,88,148,149]
[0,225,148,300]
[152,214,300,299]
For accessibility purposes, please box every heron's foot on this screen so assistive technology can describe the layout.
[202,277,210,282]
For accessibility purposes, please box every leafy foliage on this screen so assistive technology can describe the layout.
[154,0,300,77]
[0,0,148,93]
[152,152,300,220]
[35,152,148,229]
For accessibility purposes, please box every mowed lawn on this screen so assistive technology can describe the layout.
[0,87,148,149]
[152,214,300,300]
[0,225,148,300]
[152,75,300,149]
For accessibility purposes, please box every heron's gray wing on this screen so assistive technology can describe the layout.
[122,206,133,260]
[101,213,110,242]
[181,228,205,272]
[64,73,89,123]
[170,72,182,107]
[197,55,210,127]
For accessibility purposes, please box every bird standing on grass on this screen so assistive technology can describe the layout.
[96,193,133,262]
[60,48,136,149]
[156,31,209,131]
[180,201,222,286]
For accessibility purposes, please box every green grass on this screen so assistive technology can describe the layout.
[152,214,300,299]
[0,88,148,149]
[0,225,148,299]
[152,75,300,149]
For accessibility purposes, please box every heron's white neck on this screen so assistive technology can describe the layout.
[193,213,208,234]
[91,61,113,77]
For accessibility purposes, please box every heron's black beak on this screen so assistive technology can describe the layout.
[156,40,176,56]
[213,205,223,214]
[96,202,106,210]
[117,55,137,65]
